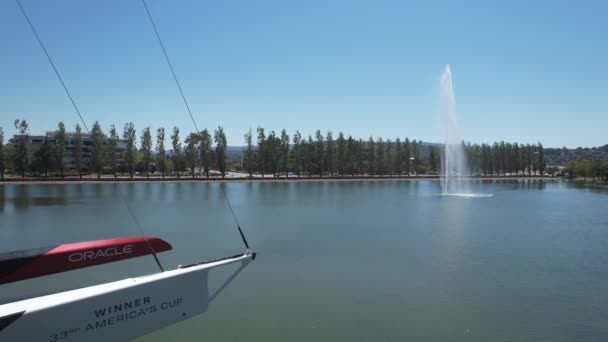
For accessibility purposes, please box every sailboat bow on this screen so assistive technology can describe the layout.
[0,250,255,341]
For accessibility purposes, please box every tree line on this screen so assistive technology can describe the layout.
[244,129,547,178]
[0,119,228,179]
[463,141,546,176]
[563,159,608,182]
[0,119,548,179]
[243,128,427,178]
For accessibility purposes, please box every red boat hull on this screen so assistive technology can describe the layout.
[0,237,172,285]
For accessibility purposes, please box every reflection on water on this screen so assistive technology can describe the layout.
[0,186,9,214]
[472,178,550,194]
[12,196,68,209]
[0,185,4,213]
[1,185,68,213]
[566,181,608,194]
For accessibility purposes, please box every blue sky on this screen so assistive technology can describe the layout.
[1,0,606,148]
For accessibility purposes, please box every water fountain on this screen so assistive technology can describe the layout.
[440,65,491,197]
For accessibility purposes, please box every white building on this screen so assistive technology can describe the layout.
[14,131,127,171]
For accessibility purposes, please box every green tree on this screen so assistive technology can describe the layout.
[123,122,137,179]
[108,125,118,179]
[266,131,279,177]
[345,136,355,175]
[74,124,83,178]
[305,135,314,176]
[184,133,200,179]
[525,144,533,176]
[280,129,290,177]
[90,121,105,178]
[314,130,324,177]
[429,147,438,173]
[601,160,608,182]
[517,143,526,175]
[591,158,603,181]
[465,142,475,175]
[531,144,538,176]
[412,140,420,176]
[13,119,29,178]
[386,139,395,176]
[503,142,512,175]
[393,138,402,175]
[366,137,375,176]
[479,143,486,175]
[3,144,15,172]
[537,142,546,176]
[500,141,507,175]
[326,131,334,176]
[257,127,266,178]
[576,160,594,181]
[403,138,411,176]
[564,160,576,178]
[488,142,496,175]
[214,126,228,178]
[492,142,500,176]
[156,128,166,178]
[0,127,5,179]
[511,143,520,176]
[475,143,482,175]
[475,143,484,176]
[292,130,302,177]
[199,129,212,178]
[184,133,198,179]
[33,137,53,176]
[140,127,152,178]
[376,137,385,176]
[546,166,559,177]
[356,138,365,175]
[54,122,66,177]
[336,132,346,176]
[171,126,182,178]
[244,128,255,178]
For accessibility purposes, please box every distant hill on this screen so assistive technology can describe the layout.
[227,146,246,161]
[545,145,608,165]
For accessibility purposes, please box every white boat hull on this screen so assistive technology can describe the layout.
[0,252,253,341]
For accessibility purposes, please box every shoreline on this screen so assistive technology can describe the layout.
[0,175,553,185]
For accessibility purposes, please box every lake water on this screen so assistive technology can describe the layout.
[1,180,607,341]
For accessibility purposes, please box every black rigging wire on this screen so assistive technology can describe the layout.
[15,0,165,272]
[14,0,89,133]
[221,186,250,249]
[141,0,199,133]
[141,0,252,251]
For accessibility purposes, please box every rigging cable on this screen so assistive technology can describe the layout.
[15,0,165,272]
[141,0,252,251]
